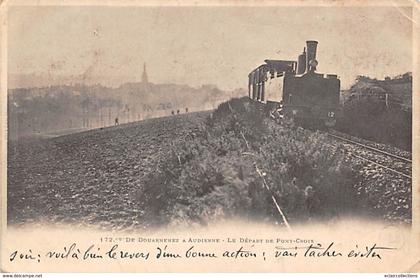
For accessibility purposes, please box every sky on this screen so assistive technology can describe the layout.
[7,5,413,90]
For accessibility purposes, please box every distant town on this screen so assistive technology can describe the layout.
[8,64,245,140]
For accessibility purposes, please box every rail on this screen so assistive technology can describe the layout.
[327,133,412,163]
[327,132,411,179]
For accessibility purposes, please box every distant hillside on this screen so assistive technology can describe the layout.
[342,72,412,110]
[8,82,246,140]
[8,73,132,89]
[338,73,412,151]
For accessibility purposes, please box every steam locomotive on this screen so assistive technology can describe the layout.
[248,41,340,127]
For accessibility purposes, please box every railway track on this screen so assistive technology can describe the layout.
[327,132,412,179]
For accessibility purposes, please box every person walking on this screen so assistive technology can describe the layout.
[304,185,321,220]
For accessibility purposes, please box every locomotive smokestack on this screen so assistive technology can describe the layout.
[306,40,318,72]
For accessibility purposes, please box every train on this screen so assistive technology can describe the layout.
[248,41,341,127]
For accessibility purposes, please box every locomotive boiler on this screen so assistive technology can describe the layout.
[248,41,340,127]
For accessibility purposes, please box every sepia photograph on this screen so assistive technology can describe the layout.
[0,0,418,274]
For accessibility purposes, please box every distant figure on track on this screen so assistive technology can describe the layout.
[115,117,119,126]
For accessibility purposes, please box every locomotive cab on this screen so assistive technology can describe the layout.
[284,71,341,127]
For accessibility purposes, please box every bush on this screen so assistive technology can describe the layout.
[338,99,412,151]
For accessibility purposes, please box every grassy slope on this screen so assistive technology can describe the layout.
[8,113,209,229]
[8,98,411,229]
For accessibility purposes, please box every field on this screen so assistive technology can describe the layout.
[8,98,412,230]
[8,112,209,229]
